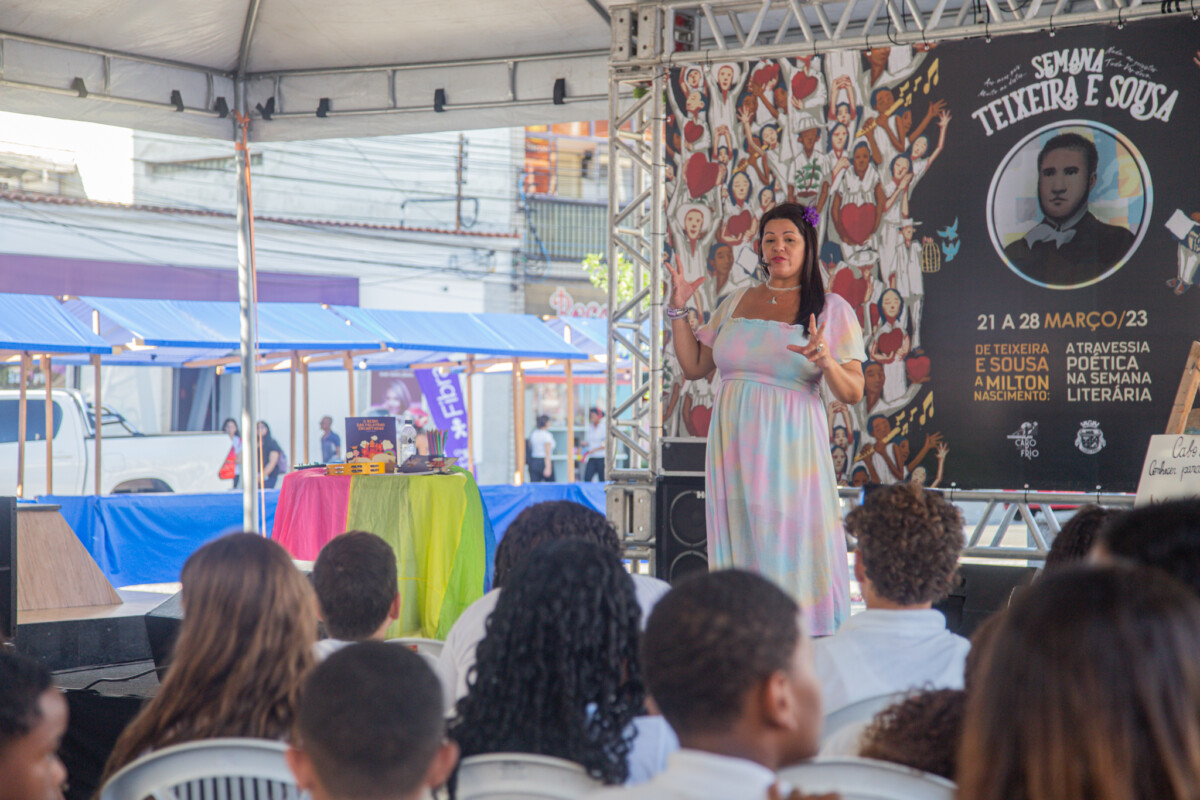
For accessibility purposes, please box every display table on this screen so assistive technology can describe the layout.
[272,467,494,640]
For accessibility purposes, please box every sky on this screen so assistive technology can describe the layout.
[0,111,133,204]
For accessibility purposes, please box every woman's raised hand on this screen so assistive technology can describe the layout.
[787,314,832,367]
[665,259,706,310]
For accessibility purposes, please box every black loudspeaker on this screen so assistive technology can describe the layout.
[934,563,1038,637]
[59,690,145,800]
[0,497,15,641]
[144,590,184,671]
[656,476,709,585]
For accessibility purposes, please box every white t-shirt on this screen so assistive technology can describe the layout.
[437,573,672,709]
[584,421,607,460]
[812,608,970,714]
[530,428,555,458]
[588,749,780,800]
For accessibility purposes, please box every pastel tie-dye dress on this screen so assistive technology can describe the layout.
[697,290,866,635]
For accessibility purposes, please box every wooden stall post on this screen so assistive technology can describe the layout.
[1166,341,1200,435]
[92,354,102,495]
[565,359,576,482]
[17,352,28,498]
[289,351,298,469]
[42,355,52,495]
[302,357,310,463]
[512,358,525,484]
[343,351,355,414]
[465,356,476,474]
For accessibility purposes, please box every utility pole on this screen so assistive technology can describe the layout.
[455,133,465,232]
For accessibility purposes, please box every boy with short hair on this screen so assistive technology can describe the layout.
[311,531,400,659]
[287,642,457,800]
[0,650,69,800]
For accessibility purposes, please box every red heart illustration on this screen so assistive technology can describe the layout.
[687,404,713,437]
[792,72,819,101]
[752,64,781,86]
[725,209,752,238]
[906,354,931,384]
[840,202,877,245]
[876,328,904,358]
[684,120,704,143]
[830,267,869,324]
[685,153,721,199]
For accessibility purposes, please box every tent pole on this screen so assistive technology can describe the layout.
[343,352,355,413]
[464,356,475,475]
[512,358,525,485]
[289,351,297,470]
[302,358,310,463]
[16,352,28,498]
[92,354,102,495]
[43,354,53,495]
[565,360,576,482]
[234,98,260,532]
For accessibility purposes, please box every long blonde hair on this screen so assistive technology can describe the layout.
[102,533,317,782]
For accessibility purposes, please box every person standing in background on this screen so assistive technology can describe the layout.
[528,415,555,482]
[221,418,241,488]
[582,407,607,482]
[319,415,341,463]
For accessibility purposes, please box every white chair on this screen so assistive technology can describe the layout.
[777,757,956,800]
[821,691,909,745]
[99,738,301,800]
[390,636,445,658]
[454,753,602,800]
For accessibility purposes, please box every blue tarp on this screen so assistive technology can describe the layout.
[37,482,605,587]
[332,306,585,359]
[0,293,111,354]
[76,297,384,351]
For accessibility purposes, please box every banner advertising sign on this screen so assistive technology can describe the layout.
[664,19,1198,491]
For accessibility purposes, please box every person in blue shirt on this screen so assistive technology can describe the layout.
[320,415,342,463]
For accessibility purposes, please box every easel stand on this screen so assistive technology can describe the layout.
[1167,341,1200,435]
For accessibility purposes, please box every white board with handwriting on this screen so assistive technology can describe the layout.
[1135,435,1200,506]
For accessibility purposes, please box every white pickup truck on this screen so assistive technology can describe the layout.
[0,389,232,496]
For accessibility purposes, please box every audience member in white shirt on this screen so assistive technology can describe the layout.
[310,531,401,661]
[528,414,556,481]
[589,570,829,800]
[449,539,654,787]
[814,482,969,742]
[438,501,671,707]
[288,642,459,800]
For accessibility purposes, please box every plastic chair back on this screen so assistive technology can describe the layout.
[455,753,602,799]
[821,691,908,744]
[777,757,955,800]
[98,738,301,800]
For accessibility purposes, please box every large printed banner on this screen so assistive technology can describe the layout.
[664,19,1198,491]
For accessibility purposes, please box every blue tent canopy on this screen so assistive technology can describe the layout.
[76,297,384,351]
[0,293,111,354]
[331,306,585,360]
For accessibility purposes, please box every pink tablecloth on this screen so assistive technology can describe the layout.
[271,469,352,560]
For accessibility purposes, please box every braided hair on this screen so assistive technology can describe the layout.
[449,539,644,785]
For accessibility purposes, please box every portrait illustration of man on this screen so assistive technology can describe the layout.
[1003,132,1136,287]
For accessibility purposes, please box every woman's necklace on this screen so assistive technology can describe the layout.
[764,282,801,304]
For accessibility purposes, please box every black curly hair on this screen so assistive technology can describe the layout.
[0,650,52,753]
[492,500,621,589]
[448,539,644,785]
[859,689,965,780]
[846,482,964,605]
[1044,504,1118,572]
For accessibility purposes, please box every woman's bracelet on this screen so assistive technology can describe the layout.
[665,304,691,320]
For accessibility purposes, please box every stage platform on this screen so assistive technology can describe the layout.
[15,589,165,672]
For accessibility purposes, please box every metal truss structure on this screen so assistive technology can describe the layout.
[602,0,1184,548]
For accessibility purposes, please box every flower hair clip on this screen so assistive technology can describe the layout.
[802,205,821,228]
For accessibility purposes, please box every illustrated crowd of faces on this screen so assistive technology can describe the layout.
[664,46,948,487]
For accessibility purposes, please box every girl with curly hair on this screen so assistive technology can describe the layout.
[448,539,647,786]
[101,533,317,783]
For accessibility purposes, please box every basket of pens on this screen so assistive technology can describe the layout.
[428,429,449,472]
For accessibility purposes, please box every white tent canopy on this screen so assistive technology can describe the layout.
[0,0,614,142]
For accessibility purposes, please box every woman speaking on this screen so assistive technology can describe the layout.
[666,202,866,635]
